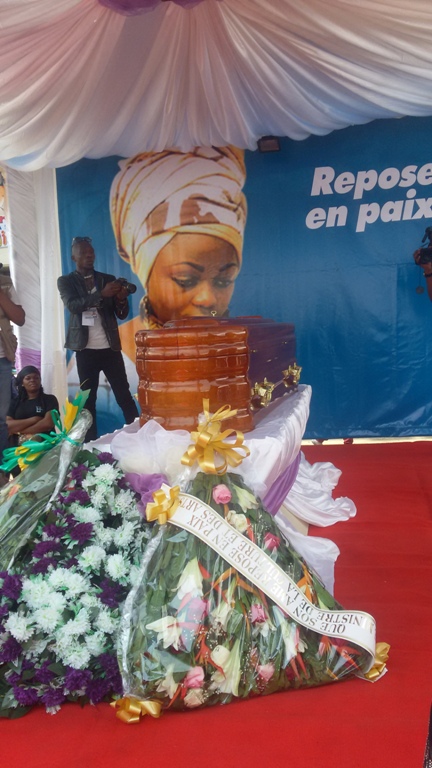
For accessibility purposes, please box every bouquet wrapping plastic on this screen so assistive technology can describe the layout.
[0,449,150,718]
[117,470,375,714]
[0,411,92,571]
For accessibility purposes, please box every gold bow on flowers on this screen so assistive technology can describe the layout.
[363,642,391,682]
[146,484,180,525]
[181,400,250,475]
[110,697,162,724]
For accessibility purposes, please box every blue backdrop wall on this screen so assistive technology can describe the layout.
[56,116,432,438]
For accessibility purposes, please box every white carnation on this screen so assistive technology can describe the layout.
[47,568,70,590]
[48,592,67,613]
[92,464,120,485]
[56,608,90,652]
[86,487,108,510]
[68,501,85,516]
[94,525,113,547]
[113,489,136,516]
[33,606,63,633]
[85,631,106,656]
[48,567,88,594]
[105,553,128,581]
[113,522,136,548]
[5,613,34,642]
[80,593,102,609]
[21,578,54,609]
[60,643,91,670]
[81,476,94,491]
[73,506,102,525]
[61,608,91,637]
[61,572,89,597]
[95,609,117,634]
[78,545,106,570]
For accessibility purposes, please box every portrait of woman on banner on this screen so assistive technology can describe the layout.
[110,146,247,360]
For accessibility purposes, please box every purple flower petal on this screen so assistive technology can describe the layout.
[85,677,111,703]
[34,662,56,684]
[97,452,116,465]
[41,687,66,707]
[31,557,57,575]
[1,574,23,601]
[0,636,22,662]
[13,686,39,707]
[64,489,90,505]
[64,667,92,692]
[69,522,93,544]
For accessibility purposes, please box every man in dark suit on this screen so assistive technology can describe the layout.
[57,236,138,441]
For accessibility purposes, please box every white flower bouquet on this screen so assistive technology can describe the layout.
[0,450,151,717]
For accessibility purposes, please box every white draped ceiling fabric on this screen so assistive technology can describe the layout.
[2,0,432,400]
[2,0,432,168]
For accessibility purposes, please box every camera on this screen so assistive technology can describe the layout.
[415,227,432,264]
[115,277,137,295]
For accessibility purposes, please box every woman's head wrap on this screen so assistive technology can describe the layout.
[110,146,247,289]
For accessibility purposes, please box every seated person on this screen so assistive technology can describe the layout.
[7,366,59,449]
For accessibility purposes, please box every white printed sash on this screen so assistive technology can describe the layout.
[171,493,376,664]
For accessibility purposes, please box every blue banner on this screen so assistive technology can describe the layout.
[57,116,432,438]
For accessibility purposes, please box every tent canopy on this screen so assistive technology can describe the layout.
[2,0,432,170]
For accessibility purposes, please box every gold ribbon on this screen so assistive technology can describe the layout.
[363,641,390,681]
[146,484,180,525]
[181,399,250,475]
[110,697,162,724]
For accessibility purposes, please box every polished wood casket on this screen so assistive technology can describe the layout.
[135,317,298,432]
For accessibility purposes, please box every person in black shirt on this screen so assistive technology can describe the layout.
[7,366,59,446]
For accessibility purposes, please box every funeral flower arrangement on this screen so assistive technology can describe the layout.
[0,396,384,723]
[119,470,371,715]
[0,450,151,718]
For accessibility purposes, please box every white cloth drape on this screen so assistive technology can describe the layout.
[2,0,432,170]
[284,454,357,527]
[7,168,67,403]
[108,386,312,498]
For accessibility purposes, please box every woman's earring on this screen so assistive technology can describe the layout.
[140,295,153,320]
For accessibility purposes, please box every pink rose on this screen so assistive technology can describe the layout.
[184,667,205,689]
[184,597,209,623]
[264,532,281,551]
[257,663,275,682]
[212,484,232,505]
[251,603,267,624]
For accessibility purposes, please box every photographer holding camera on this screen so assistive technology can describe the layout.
[414,226,432,302]
[57,236,139,441]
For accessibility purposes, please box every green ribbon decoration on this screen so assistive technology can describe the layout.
[0,390,90,473]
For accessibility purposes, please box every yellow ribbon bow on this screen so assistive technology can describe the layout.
[146,484,180,525]
[110,697,162,724]
[364,641,390,681]
[181,399,250,475]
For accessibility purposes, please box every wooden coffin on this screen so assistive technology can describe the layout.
[135,317,299,432]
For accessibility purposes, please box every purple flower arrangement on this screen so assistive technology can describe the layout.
[0,449,155,718]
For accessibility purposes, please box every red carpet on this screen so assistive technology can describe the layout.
[1,441,431,768]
